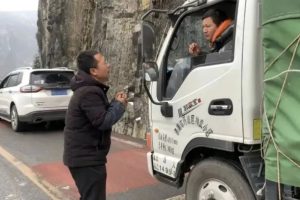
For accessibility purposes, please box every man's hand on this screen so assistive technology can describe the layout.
[115,91,128,107]
[188,42,201,56]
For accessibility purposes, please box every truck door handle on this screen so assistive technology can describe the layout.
[209,99,233,116]
[210,105,231,110]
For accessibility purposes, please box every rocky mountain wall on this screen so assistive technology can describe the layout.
[37,0,184,138]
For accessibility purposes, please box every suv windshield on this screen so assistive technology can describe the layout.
[30,71,74,89]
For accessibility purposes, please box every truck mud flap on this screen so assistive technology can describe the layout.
[239,155,265,199]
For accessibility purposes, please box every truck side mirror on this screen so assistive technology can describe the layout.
[143,62,159,82]
[141,21,155,61]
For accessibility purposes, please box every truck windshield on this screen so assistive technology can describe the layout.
[147,14,172,61]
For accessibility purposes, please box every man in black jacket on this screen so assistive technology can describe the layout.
[63,50,127,200]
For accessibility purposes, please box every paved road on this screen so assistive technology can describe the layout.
[0,155,50,200]
[0,120,185,200]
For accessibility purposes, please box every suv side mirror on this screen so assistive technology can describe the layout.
[143,62,159,82]
[141,21,155,62]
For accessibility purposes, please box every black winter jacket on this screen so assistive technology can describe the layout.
[63,70,125,167]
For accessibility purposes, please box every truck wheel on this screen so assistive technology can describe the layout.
[11,105,24,132]
[186,158,255,200]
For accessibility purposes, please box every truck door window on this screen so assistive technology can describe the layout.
[163,5,236,99]
[165,14,206,99]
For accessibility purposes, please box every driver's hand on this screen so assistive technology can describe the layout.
[188,42,201,56]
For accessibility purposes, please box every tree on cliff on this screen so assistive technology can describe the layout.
[32,55,42,69]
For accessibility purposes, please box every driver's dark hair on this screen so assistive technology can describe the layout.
[202,9,228,26]
[77,50,99,74]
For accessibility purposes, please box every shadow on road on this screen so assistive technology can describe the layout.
[24,121,65,133]
[0,119,65,134]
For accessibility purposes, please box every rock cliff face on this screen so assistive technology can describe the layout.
[37,0,184,138]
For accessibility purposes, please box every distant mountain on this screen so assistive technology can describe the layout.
[0,11,38,79]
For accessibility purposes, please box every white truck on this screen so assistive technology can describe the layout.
[140,0,300,199]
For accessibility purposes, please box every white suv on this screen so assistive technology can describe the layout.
[0,67,74,132]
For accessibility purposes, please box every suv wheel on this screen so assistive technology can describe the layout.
[11,105,24,132]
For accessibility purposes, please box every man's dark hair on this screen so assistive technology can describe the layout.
[77,50,99,74]
[202,9,228,26]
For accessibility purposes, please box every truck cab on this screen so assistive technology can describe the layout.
[141,0,300,199]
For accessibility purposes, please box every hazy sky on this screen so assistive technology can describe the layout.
[0,0,38,11]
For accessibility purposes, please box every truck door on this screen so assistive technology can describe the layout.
[150,1,246,177]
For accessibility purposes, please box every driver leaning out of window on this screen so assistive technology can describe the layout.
[188,9,234,56]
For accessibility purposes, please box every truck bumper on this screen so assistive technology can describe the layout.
[147,152,154,177]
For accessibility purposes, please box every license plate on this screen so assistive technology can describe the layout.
[51,89,67,96]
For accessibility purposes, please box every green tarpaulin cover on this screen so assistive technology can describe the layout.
[263,0,300,187]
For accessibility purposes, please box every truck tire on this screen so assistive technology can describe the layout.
[11,105,24,132]
[186,158,255,200]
